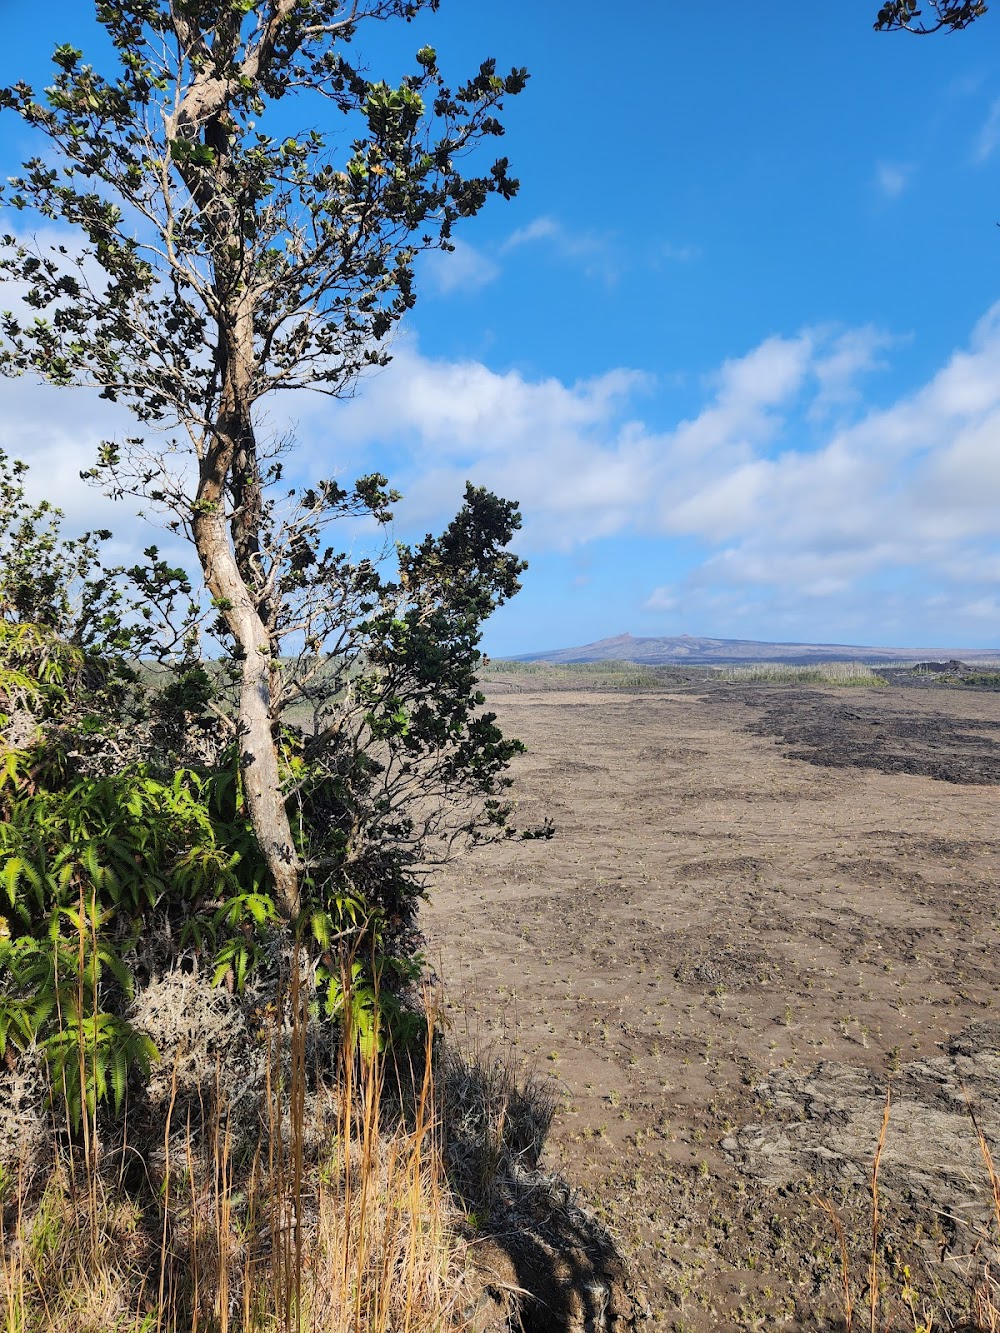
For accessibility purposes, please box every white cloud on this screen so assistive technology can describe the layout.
[0,222,196,564]
[875,161,913,199]
[665,461,771,540]
[0,364,202,594]
[502,216,563,251]
[311,306,1000,632]
[643,585,678,612]
[810,325,896,415]
[421,238,499,296]
[0,377,159,546]
[660,241,701,263]
[500,214,619,281]
[10,275,1000,646]
[974,97,1000,162]
[957,596,1000,620]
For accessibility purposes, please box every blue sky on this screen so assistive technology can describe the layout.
[3,3,1000,652]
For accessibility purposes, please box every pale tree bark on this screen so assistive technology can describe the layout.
[188,308,300,917]
[186,309,301,919]
[0,0,528,925]
[164,26,308,919]
[192,503,300,918]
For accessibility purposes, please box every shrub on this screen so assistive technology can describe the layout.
[0,453,525,1126]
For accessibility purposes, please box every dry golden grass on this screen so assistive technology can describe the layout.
[6,931,999,1332]
[0,986,472,1333]
[816,1087,1000,1333]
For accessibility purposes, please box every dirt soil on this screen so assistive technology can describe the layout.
[424,674,1000,1331]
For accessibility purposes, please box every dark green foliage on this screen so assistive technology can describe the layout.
[0,2,527,425]
[0,0,531,1122]
[0,456,268,1123]
[874,0,987,32]
[288,483,526,1003]
[0,455,526,1122]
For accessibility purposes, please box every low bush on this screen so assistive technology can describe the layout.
[0,449,526,1131]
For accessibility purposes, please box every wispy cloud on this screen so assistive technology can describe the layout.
[875,160,914,199]
[421,238,499,296]
[501,214,619,280]
[502,216,563,251]
[643,585,678,612]
[809,325,897,417]
[660,240,701,263]
[973,96,1000,162]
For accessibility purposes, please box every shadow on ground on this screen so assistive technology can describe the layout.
[441,1043,640,1331]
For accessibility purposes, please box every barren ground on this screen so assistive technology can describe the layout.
[424,671,1000,1330]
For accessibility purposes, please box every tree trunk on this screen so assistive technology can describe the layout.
[191,505,301,920]
[167,83,302,917]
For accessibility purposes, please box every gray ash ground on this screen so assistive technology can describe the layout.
[427,672,1000,1330]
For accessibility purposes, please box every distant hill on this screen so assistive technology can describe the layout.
[512,632,1000,666]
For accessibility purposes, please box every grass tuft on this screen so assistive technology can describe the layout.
[816,1086,1000,1332]
[0,987,471,1333]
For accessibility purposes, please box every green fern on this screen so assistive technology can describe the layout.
[40,1013,158,1125]
[0,623,272,1118]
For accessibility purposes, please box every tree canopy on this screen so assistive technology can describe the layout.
[0,1,531,1108]
[874,1,987,32]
